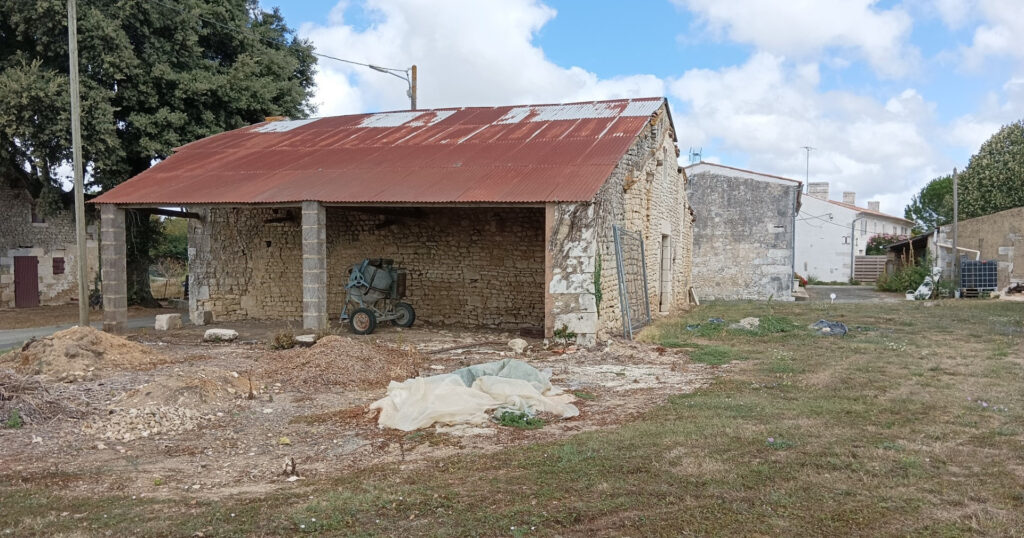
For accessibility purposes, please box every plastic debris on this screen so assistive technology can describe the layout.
[810,320,848,336]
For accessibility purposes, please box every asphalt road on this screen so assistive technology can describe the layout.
[805,285,906,303]
[0,312,188,352]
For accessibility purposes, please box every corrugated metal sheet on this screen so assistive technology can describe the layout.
[92,97,668,205]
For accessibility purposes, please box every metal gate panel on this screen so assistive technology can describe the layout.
[613,225,650,339]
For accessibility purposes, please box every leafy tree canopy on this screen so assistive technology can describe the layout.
[958,119,1024,219]
[904,174,953,233]
[0,0,316,304]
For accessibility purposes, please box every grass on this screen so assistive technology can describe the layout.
[1,300,1022,535]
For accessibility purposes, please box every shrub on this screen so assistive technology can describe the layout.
[877,253,931,293]
[866,233,908,255]
[270,330,296,350]
[5,409,23,429]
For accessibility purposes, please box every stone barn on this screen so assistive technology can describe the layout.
[92,98,693,345]
[685,162,801,301]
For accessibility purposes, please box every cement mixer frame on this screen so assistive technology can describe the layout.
[339,258,416,335]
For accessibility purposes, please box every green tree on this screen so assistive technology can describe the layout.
[151,216,188,262]
[958,119,1024,219]
[0,0,316,305]
[904,174,953,233]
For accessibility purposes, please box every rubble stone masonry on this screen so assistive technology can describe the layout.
[0,183,98,307]
[188,205,544,329]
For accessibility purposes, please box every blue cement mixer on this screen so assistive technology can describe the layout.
[340,258,415,335]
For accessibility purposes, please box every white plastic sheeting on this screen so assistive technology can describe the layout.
[370,359,579,431]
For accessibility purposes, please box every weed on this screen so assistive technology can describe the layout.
[877,440,904,451]
[270,329,296,350]
[756,315,800,335]
[766,437,794,450]
[496,411,545,429]
[572,391,596,401]
[553,324,577,346]
[153,478,164,486]
[4,409,23,429]
[690,345,736,365]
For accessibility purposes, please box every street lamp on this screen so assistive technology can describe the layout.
[369,64,417,110]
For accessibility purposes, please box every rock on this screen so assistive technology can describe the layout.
[508,338,528,354]
[203,328,238,342]
[730,317,760,330]
[293,334,316,346]
[154,314,182,331]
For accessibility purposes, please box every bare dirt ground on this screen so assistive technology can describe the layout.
[0,321,719,500]
[0,304,169,330]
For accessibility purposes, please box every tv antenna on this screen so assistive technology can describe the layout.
[801,146,814,192]
[688,147,702,164]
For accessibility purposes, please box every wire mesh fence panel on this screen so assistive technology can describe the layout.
[613,225,651,339]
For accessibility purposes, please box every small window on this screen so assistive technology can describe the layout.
[31,203,46,224]
[52,257,65,275]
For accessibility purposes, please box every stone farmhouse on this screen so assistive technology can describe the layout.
[796,182,915,282]
[685,162,802,301]
[92,98,694,345]
[0,179,98,308]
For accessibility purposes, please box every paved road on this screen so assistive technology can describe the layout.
[0,312,187,352]
[805,285,905,303]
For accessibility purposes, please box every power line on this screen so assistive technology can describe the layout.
[148,0,408,75]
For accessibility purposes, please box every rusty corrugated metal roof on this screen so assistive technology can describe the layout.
[92,97,669,205]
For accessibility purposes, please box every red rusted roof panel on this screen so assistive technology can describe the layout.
[93,97,667,205]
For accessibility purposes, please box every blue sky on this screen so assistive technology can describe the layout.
[269,0,1024,215]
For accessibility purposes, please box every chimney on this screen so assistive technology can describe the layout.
[843,191,856,205]
[807,182,829,200]
[867,201,880,212]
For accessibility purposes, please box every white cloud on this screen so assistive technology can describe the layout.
[931,0,1024,68]
[672,0,917,77]
[299,0,663,115]
[668,53,946,211]
[947,76,1024,152]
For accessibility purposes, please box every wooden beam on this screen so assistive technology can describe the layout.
[150,208,202,220]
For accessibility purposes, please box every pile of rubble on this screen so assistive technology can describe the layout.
[3,326,172,382]
[258,335,427,391]
[82,406,212,442]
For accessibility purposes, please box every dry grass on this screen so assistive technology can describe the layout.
[1,300,1022,536]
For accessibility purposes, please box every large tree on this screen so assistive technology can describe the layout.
[904,174,953,233]
[0,0,316,305]
[958,119,1024,220]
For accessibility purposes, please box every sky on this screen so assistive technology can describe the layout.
[268,0,1024,216]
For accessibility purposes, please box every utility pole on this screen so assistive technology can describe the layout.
[952,166,959,297]
[68,0,88,326]
[369,63,417,110]
[801,146,814,193]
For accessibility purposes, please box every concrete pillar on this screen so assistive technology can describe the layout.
[99,205,127,333]
[301,201,327,331]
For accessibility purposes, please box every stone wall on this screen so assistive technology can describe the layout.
[687,172,798,300]
[188,205,545,329]
[546,103,694,344]
[0,183,98,307]
[936,206,1024,290]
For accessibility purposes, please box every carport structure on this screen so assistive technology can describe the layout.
[92,98,693,346]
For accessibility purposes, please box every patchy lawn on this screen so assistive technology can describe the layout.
[0,304,168,330]
[2,300,1022,536]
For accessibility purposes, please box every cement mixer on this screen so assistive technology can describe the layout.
[340,258,415,335]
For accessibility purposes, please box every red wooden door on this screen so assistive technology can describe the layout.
[14,256,40,308]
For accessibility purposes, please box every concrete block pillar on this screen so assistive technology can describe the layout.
[99,205,127,333]
[543,203,555,339]
[301,201,327,331]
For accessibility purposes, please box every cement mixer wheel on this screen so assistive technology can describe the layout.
[394,302,416,327]
[349,308,377,335]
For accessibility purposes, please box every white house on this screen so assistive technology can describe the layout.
[795,182,914,282]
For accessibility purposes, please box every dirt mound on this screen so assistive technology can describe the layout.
[2,326,171,382]
[117,367,254,408]
[257,336,427,391]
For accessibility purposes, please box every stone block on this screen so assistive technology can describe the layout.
[203,328,238,342]
[154,313,182,331]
